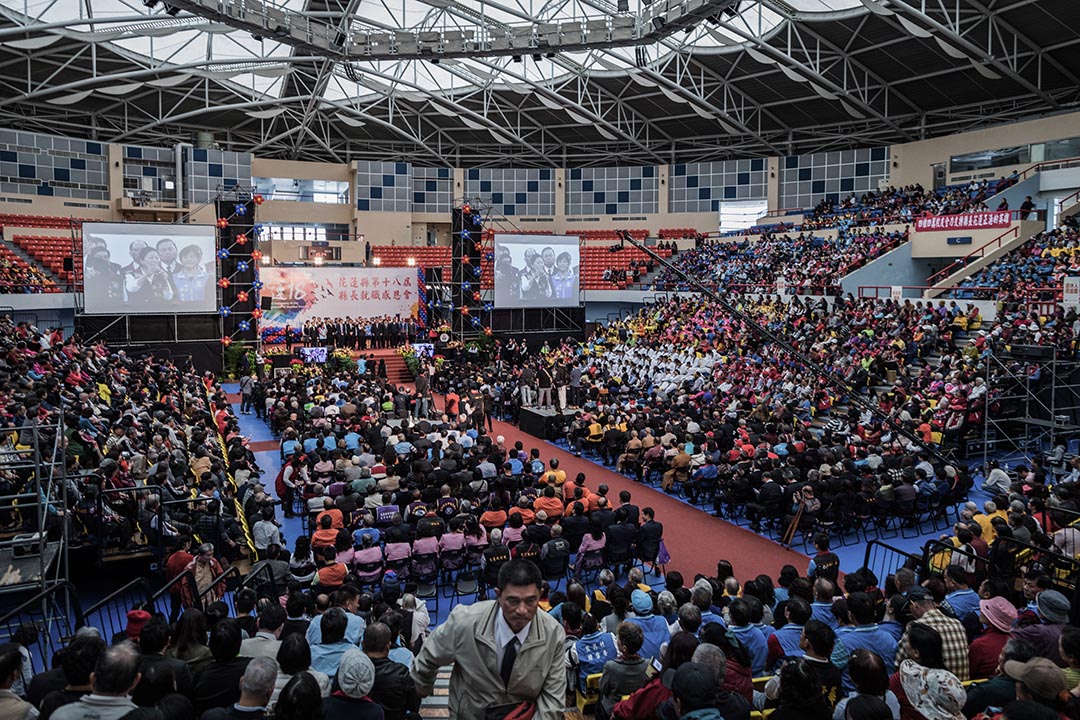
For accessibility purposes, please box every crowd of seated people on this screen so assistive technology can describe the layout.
[5,495,1080,720]
[736,176,1019,237]
[0,256,54,294]
[946,215,1080,301]
[0,315,266,578]
[651,228,908,295]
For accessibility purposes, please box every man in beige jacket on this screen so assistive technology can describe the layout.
[411,559,566,719]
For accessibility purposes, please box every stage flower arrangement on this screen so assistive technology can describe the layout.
[327,349,358,374]
[398,345,421,376]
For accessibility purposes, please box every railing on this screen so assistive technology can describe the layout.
[925,225,1022,287]
[862,540,922,586]
[199,565,242,615]
[238,561,279,600]
[1014,155,1080,184]
[149,569,201,616]
[81,578,154,642]
[1059,189,1080,215]
[0,582,82,674]
[857,284,1061,301]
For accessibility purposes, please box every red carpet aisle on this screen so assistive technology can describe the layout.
[485,415,811,582]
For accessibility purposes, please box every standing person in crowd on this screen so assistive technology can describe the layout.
[411,559,566,719]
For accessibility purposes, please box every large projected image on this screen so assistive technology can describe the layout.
[493,234,580,308]
[83,223,218,314]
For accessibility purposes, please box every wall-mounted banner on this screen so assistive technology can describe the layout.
[915,212,1011,232]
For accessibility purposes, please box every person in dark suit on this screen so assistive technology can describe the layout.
[618,491,640,526]
[191,620,252,715]
[636,508,664,573]
[748,472,784,533]
[605,508,637,576]
[139,617,193,696]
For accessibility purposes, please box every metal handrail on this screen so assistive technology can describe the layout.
[81,578,154,640]
[925,225,1022,287]
[238,560,278,600]
[0,581,82,674]
[150,568,202,613]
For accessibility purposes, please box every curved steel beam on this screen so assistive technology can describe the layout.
[104,93,444,158]
[0,56,311,109]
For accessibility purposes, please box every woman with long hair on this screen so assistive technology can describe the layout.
[772,657,831,720]
[167,609,212,674]
[890,623,965,720]
[290,536,318,584]
[274,670,326,720]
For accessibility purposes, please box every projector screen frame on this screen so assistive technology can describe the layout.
[81,222,220,315]
[492,232,583,310]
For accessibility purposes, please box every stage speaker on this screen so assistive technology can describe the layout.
[130,315,174,342]
[62,257,73,272]
[1011,344,1055,361]
[177,315,220,340]
[261,296,272,311]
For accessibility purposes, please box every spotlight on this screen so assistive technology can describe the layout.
[651,17,664,31]
[407,257,416,266]
[164,3,180,15]
[251,33,264,41]
[617,0,628,9]
[532,53,541,61]
[431,58,440,65]
[142,0,158,7]
[512,55,521,62]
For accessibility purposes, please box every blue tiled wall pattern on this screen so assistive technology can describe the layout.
[411,167,452,213]
[669,160,767,213]
[0,129,108,200]
[779,147,890,210]
[186,148,252,205]
[123,144,176,201]
[356,161,411,212]
[464,168,555,217]
[566,166,658,216]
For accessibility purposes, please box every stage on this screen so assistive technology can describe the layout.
[519,407,577,440]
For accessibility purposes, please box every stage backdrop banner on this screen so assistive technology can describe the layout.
[261,267,419,331]
[914,211,1011,232]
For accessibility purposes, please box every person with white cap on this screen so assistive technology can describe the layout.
[890,624,965,720]
[324,648,381,720]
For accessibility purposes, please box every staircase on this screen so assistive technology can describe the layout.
[363,347,413,385]
[0,237,64,286]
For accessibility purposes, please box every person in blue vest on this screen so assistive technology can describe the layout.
[810,578,839,630]
[728,597,769,676]
[942,565,980,625]
[835,592,899,691]
[767,596,811,670]
[571,614,618,692]
[627,589,672,662]
[806,534,840,583]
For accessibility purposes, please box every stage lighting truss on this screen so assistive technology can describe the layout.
[157,0,741,61]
